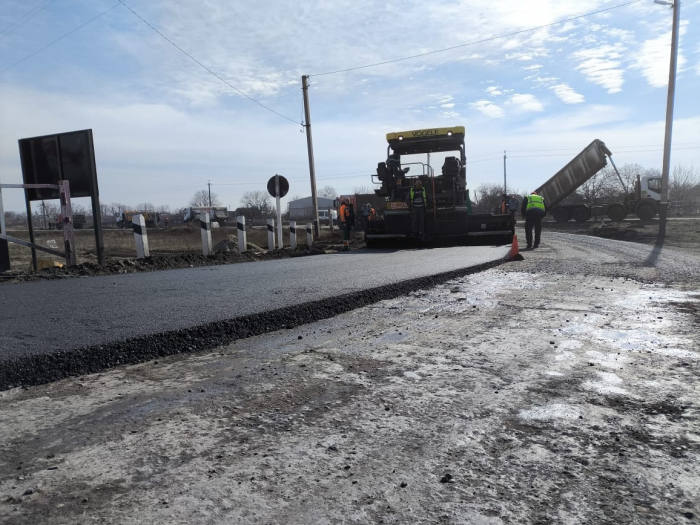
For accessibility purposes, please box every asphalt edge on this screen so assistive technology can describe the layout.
[0,258,507,391]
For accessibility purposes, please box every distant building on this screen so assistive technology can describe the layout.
[287,196,335,220]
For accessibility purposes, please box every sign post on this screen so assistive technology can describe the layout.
[267,174,289,250]
[275,175,283,249]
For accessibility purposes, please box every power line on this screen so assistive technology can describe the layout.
[0,0,59,39]
[310,0,644,77]
[0,2,121,74]
[118,0,300,125]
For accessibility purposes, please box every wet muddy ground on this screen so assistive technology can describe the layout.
[0,237,698,524]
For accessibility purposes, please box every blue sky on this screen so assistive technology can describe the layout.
[1,0,699,213]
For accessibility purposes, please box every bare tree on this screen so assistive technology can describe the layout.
[137,202,156,212]
[190,190,221,207]
[318,185,337,198]
[240,191,272,219]
[353,185,372,195]
[472,183,505,214]
[670,164,700,202]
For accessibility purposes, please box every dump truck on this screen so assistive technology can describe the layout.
[183,206,229,225]
[49,213,86,230]
[536,139,662,222]
[116,210,158,228]
[365,126,514,246]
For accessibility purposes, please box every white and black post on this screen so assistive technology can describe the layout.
[267,218,276,251]
[290,220,297,250]
[306,222,313,246]
[237,215,246,253]
[133,213,150,259]
[200,212,212,256]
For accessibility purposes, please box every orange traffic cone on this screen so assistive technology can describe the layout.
[510,235,521,260]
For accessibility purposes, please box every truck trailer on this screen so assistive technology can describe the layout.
[183,206,229,225]
[365,126,514,246]
[537,139,662,223]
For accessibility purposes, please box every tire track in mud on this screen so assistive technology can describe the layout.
[0,259,507,391]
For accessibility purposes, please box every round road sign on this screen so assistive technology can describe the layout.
[267,175,289,198]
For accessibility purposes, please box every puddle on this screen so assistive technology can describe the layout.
[519,403,582,422]
[558,340,583,350]
[582,381,628,396]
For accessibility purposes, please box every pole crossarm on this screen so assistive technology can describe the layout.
[0,184,61,189]
[0,234,66,258]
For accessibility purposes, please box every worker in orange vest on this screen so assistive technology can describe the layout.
[339,199,355,251]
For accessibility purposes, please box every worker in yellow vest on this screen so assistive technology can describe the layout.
[521,191,546,249]
[407,180,427,241]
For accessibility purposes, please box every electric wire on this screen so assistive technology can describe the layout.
[0,0,59,39]
[0,2,121,74]
[118,0,301,125]
[310,0,644,76]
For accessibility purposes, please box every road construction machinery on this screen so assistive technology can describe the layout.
[535,139,662,223]
[183,206,229,225]
[116,210,158,228]
[365,126,514,246]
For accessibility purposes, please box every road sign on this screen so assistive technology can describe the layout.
[267,175,289,198]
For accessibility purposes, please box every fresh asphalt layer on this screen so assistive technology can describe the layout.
[0,245,509,361]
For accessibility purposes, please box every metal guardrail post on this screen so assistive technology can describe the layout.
[290,221,297,250]
[237,216,246,253]
[267,218,276,251]
[200,212,212,256]
[133,214,150,259]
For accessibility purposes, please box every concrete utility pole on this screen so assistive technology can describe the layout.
[503,150,507,195]
[301,75,320,237]
[656,0,681,240]
[207,180,212,207]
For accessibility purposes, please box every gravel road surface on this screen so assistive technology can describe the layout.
[0,245,508,360]
[0,233,698,524]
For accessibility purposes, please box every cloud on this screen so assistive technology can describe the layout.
[507,93,544,112]
[522,64,543,71]
[440,103,455,108]
[573,44,626,93]
[486,86,503,96]
[551,83,585,104]
[631,24,688,88]
[469,100,505,119]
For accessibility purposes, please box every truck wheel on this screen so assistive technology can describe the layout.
[636,202,656,222]
[607,204,627,222]
[552,208,571,223]
[572,206,591,223]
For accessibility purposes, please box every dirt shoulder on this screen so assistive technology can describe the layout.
[0,227,366,285]
[1,240,698,524]
[541,217,700,256]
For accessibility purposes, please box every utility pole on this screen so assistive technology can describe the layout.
[657,0,681,240]
[301,75,320,237]
[503,150,507,195]
[207,180,212,207]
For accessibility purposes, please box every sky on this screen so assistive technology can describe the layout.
[1,0,699,214]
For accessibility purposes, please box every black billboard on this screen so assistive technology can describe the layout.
[18,129,99,201]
